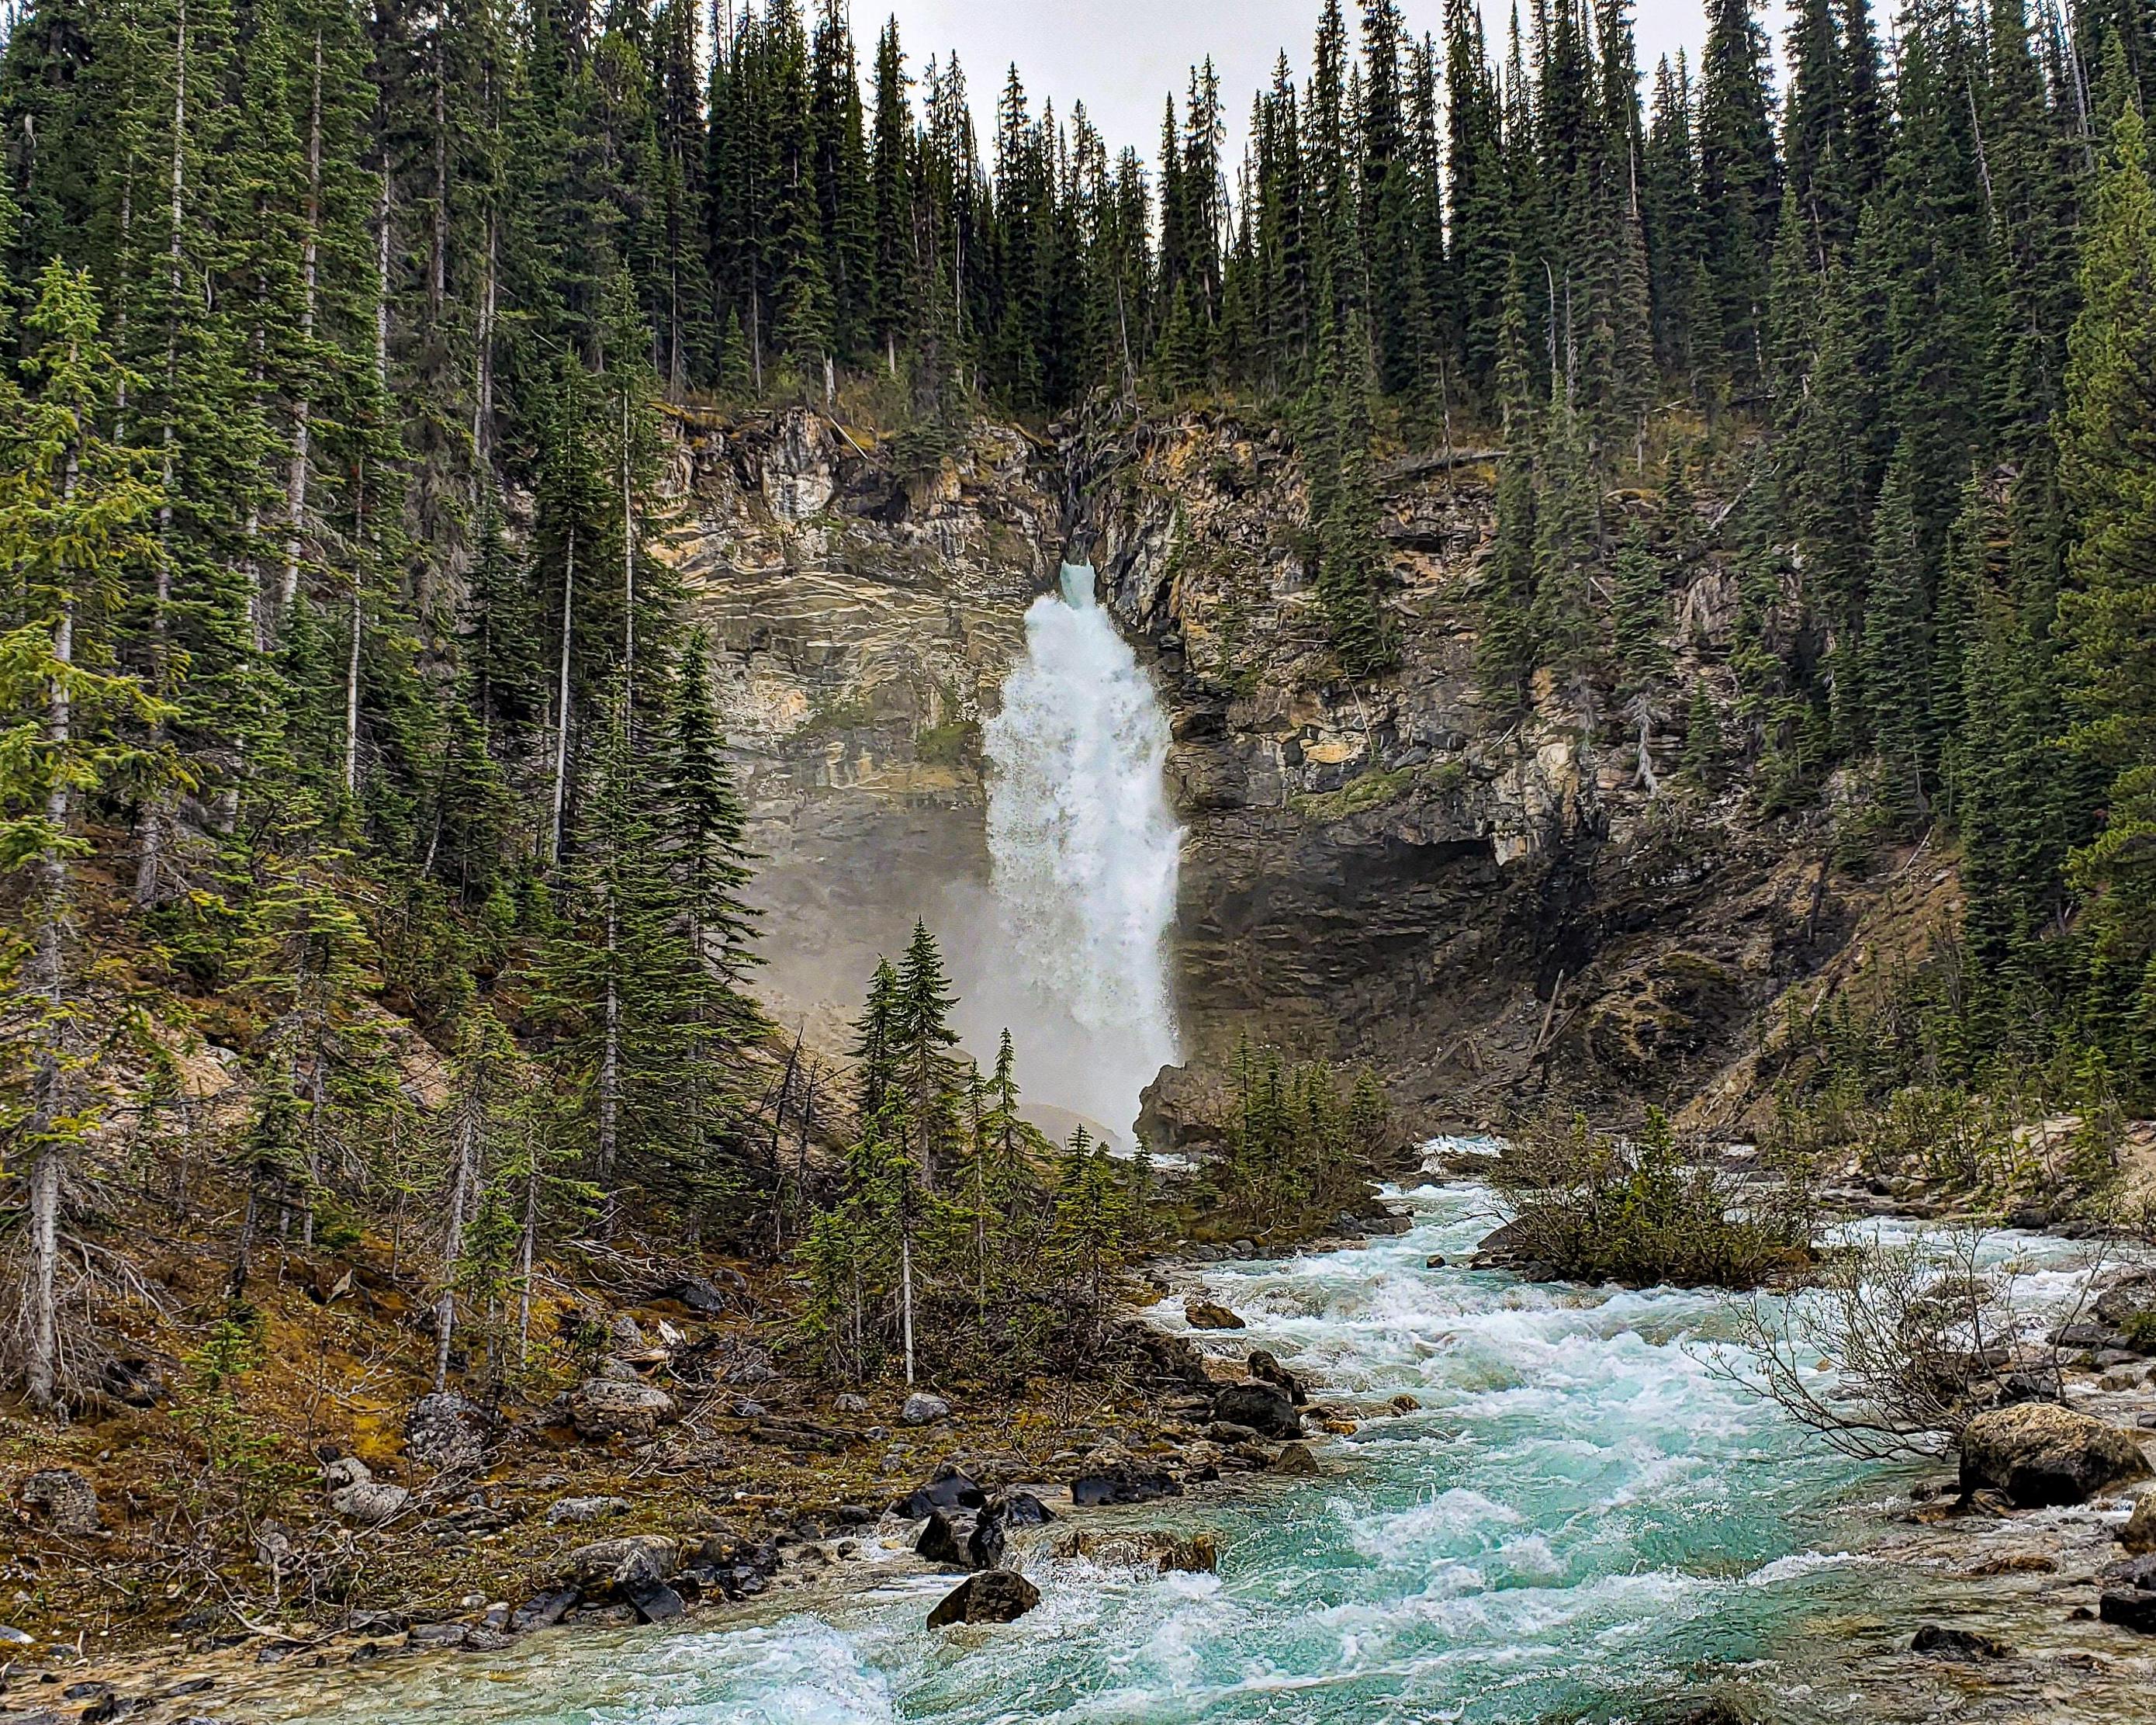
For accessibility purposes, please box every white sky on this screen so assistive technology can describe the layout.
[871,1,1797,173]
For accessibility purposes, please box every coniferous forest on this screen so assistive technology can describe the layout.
[2,0,2156,1481]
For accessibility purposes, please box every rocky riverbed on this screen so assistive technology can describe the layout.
[21,1178,2156,1725]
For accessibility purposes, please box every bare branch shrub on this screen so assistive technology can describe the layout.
[1727,1227,2097,1460]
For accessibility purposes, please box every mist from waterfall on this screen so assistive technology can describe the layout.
[961,563,1182,1144]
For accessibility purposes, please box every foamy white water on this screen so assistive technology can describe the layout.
[258,1183,2129,1725]
[965,563,1182,1141]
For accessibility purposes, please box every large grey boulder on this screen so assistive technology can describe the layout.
[901,1393,951,1426]
[330,1481,413,1526]
[1958,1403,2151,1507]
[566,1534,679,1591]
[570,1378,678,1440]
[406,1392,488,1472]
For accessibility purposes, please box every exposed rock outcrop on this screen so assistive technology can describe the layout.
[1957,1404,2151,1506]
[664,407,1062,1055]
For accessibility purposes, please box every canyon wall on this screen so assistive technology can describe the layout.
[664,404,1888,1136]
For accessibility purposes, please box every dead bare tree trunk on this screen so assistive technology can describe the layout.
[433,1105,479,1394]
[549,528,576,864]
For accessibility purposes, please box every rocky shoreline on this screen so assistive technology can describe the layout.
[12,1179,2156,1725]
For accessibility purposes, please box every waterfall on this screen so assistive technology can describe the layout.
[971,563,1182,1143]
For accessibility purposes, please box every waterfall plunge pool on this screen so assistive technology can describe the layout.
[252,1179,2136,1724]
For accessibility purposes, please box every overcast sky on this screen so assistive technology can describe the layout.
[873,1,1796,172]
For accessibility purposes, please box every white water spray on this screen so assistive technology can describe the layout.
[970,563,1182,1141]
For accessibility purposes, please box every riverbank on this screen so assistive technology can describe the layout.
[13,1177,2156,1723]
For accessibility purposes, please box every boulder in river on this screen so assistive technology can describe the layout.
[926,1568,1039,1628]
[569,1379,679,1441]
[994,1488,1055,1526]
[1185,1297,1246,1331]
[2099,1591,2156,1633]
[1213,1381,1301,1439]
[2121,1489,2156,1555]
[1957,1403,2151,1506]
[915,1506,1005,1571]
[1246,1349,1306,1405]
[1911,1623,2012,1660]
[1069,1455,1180,1507]
[1272,1442,1321,1477]
[1052,1528,1216,1573]
[893,1464,986,1519]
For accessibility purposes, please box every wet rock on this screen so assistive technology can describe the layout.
[901,1393,952,1426]
[892,1464,985,1519]
[546,1495,632,1526]
[1069,1451,1182,1506]
[1995,1368,2065,1406]
[1052,1528,1217,1572]
[915,1507,1005,1571]
[507,1588,580,1633]
[2099,1591,2156,1633]
[2098,1551,2156,1589]
[1185,1297,1245,1331]
[329,1481,412,1526]
[1387,1394,1422,1415]
[1213,1381,1301,1440]
[2093,1270,2156,1332]
[623,1578,684,1623]
[567,1534,678,1591]
[1245,1349,1306,1405]
[926,1568,1040,1628]
[406,1392,489,1472]
[1958,1403,2151,1507]
[1424,1256,1448,1269]
[1910,1623,2012,1660]
[2053,1321,2130,1354]
[570,1378,679,1440]
[1272,1442,1321,1477]
[1363,1213,1413,1235]
[20,1470,101,1536]
[407,1622,472,1651]
[992,1489,1054,1527]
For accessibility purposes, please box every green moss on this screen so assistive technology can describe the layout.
[915,719,981,767]
[1290,765,1417,823]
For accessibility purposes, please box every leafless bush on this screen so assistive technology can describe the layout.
[1728,1226,2099,1460]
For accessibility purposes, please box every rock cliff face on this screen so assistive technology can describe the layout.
[664,404,1880,1135]
[656,408,1062,1048]
[1070,410,1860,1130]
